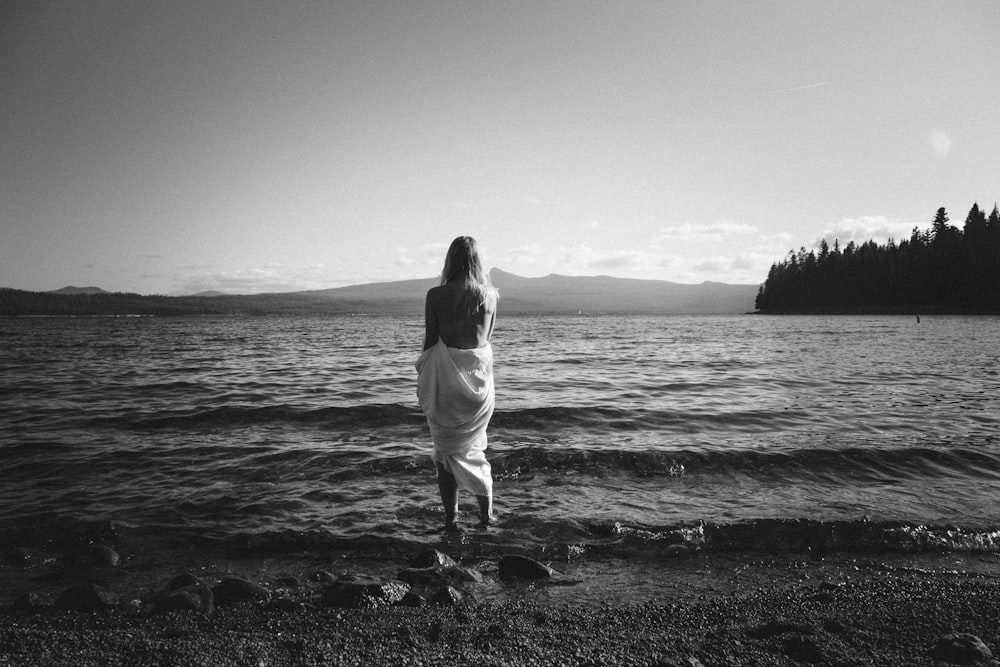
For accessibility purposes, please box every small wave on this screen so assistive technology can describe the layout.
[106,403,426,430]
[489,443,1000,482]
[74,402,810,435]
[5,512,1000,566]
[130,518,1000,560]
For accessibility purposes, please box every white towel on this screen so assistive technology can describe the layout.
[416,340,494,497]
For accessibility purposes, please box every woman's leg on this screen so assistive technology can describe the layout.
[476,494,493,525]
[437,464,459,528]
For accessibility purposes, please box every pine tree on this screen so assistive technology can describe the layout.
[756,202,999,314]
[931,207,952,243]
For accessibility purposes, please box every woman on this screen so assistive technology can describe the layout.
[415,236,498,530]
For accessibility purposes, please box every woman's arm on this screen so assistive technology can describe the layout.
[422,289,440,351]
[485,290,497,341]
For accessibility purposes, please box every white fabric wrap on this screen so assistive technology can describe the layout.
[415,340,494,496]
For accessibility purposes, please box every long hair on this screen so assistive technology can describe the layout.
[440,236,495,316]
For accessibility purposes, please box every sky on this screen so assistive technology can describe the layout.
[2,1,999,295]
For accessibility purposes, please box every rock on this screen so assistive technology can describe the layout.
[498,555,557,579]
[321,574,410,608]
[411,549,458,569]
[275,576,300,588]
[151,584,214,615]
[430,586,465,606]
[164,572,202,591]
[398,564,482,588]
[75,545,120,568]
[932,633,993,664]
[211,577,269,606]
[399,550,482,591]
[804,591,836,603]
[55,583,115,611]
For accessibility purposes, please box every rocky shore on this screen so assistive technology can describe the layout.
[2,546,1000,666]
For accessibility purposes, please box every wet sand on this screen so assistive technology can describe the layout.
[2,551,1000,666]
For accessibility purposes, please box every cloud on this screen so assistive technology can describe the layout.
[583,220,601,230]
[494,226,779,284]
[690,252,773,283]
[394,244,446,270]
[394,247,417,267]
[584,250,647,272]
[928,131,952,158]
[173,264,348,294]
[658,221,759,243]
[816,215,924,247]
[497,243,544,267]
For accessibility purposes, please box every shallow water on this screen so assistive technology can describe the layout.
[2,314,1000,574]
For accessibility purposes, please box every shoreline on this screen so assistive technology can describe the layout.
[3,550,1000,665]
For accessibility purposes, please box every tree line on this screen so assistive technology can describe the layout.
[755,203,1000,314]
[0,289,377,317]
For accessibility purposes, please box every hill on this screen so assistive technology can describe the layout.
[1,271,759,316]
[485,270,757,314]
[49,286,109,295]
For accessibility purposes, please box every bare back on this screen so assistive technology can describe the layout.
[423,283,497,350]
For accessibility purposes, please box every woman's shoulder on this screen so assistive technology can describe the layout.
[426,284,450,300]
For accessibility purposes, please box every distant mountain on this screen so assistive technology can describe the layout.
[298,269,757,314]
[481,269,758,314]
[2,270,760,316]
[49,286,108,295]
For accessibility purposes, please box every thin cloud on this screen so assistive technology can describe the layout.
[659,221,759,243]
[764,81,829,95]
[585,250,647,272]
[692,253,769,281]
[173,264,340,294]
[929,131,952,158]
[497,241,769,284]
[395,244,446,269]
[499,243,544,265]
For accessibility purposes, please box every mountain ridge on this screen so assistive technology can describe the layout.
[2,270,760,316]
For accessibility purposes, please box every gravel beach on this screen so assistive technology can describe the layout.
[3,551,999,666]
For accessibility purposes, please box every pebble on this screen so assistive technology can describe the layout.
[932,633,993,664]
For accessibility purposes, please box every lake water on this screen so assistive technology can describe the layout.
[2,314,1000,601]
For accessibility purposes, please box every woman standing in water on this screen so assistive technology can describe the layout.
[416,237,498,531]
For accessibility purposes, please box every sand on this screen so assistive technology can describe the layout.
[2,551,1000,666]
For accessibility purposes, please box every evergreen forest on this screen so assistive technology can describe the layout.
[755,203,1000,314]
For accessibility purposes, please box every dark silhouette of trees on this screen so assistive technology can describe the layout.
[756,202,1000,314]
